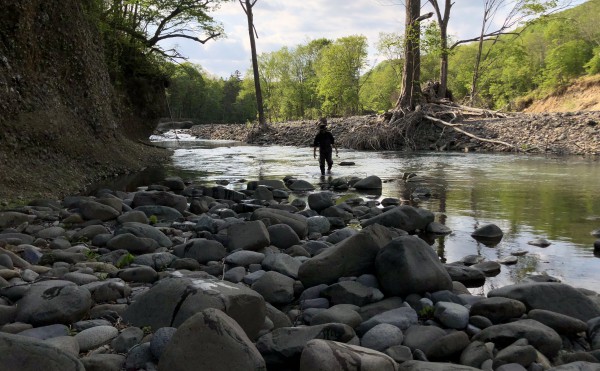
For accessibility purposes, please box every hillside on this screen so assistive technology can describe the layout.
[524,75,600,113]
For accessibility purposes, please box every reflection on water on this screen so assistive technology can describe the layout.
[121,136,600,293]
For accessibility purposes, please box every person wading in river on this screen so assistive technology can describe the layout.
[313,118,338,176]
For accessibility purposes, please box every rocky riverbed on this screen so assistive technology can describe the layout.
[189,111,600,155]
[1,174,600,370]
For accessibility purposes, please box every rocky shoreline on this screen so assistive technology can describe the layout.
[189,111,600,155]
[1,173,599,370]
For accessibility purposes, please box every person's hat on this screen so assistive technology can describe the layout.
[318,117,327,128]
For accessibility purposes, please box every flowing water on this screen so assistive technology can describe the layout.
[107,133,600,294]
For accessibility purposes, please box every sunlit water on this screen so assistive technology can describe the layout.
[110,133,600,294]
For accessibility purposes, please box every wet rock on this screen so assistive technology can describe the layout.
[353,175,382,190]
[528,238,551,247]
[434,301,469,329]
[471,223,504,243]
[361,205,434,232]
[288,179,315,191]
[308,192,335,212]
[445,264,486,287]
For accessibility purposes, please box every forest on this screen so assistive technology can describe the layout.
[92,0,600,124]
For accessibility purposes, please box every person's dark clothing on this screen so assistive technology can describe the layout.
[314,130,335,174]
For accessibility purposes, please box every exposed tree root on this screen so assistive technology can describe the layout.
[385,102,518,152]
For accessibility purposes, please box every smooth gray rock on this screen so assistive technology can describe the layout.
[224,266,246,283]
[79,200,120,221]
[426,331,470,361]
[308,192,335,212]
[528,309,588,335]
[471,223,503,241]
[150,327,177,360]
[470,297,527,324]
[402,324,447,354]
[299,224,400,288]
[398,360,482,370]
[310,305,362,328]
[173,238,226,263]
[75,325,119,352]
[15,280,92,326]
[0,332,85,371]
[261,253,301,279]
[158,309,266,371]
[116,222,172,248]
[434,301,470,329]
[473,319,562,358]
[45,336,80,357]
[117,210,149,224]
[288,179,315,191]
[361,205,434,232]
[227,220,270,251]
[81,354,126,371]
[251,208,308,239]
[0,211,36,229]
[321,280,381,307]
[18,323,69,340]
[361,323,404,352]
[546,362,600,371]
[376,236,452,297]
[106,233,158,254]
[493,344,537,368]
[117,266,158,283]
[111,326,144,353]
[325,227,358,244]
[445,264,486,287]
[460,340,493,368]
[122,277,266,340]
[251,271,296,305]
[353,175,382,190]
[357,307,419,335]
[300,339,398,371]
[268,224,300,249]
[226,250,266,266]
[307,216,331,235]
[134,205,183,222]
[488,283,600,322]
[256,323,356,368]
[132,191,187,213]
[124,342,153,370]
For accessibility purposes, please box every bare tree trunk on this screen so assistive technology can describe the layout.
[470,2,489,104]
[241,0,266,128]
[397,0,423,111]
[430,0,452,99]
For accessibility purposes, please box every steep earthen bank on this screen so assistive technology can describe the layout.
[190,111,600,155]
[0,0,170,205]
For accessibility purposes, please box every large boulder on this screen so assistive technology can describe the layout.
[227,221,270,251]
[488,282,600,322]
[122,277,266,339]
[158,309,266,371]
[375,236,452,297]
[353,176,382,190]
[256,323,356,368]
[267,224,300,250]
[308,192,335,212]
[361,206,434,232]
[469,297,527,324]
[15,280,92,326]
[251,208,308,239]
[300,339,398,371]
[0,332,85,371]
[472,319,562,358]
[79,200,120,221]
[298,224,401,288]
[172,238,227,264]
[251,271,296,305]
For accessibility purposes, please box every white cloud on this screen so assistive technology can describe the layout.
[159,0,584,78]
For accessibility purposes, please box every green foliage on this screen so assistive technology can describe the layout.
[418,306,434,320]
[116,253,135,268]
[148,214,158,224]
[585,47,600,75]
[85,250,99,261]
[316,35,368,116]
[539,39,593,91]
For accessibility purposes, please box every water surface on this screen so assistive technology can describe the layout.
[138,134,600,293]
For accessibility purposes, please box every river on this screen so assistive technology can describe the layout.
[104,132,600,294]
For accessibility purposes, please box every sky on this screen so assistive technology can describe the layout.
[159,0,583,78]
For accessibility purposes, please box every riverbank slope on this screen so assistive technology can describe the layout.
[190,111,600,155]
